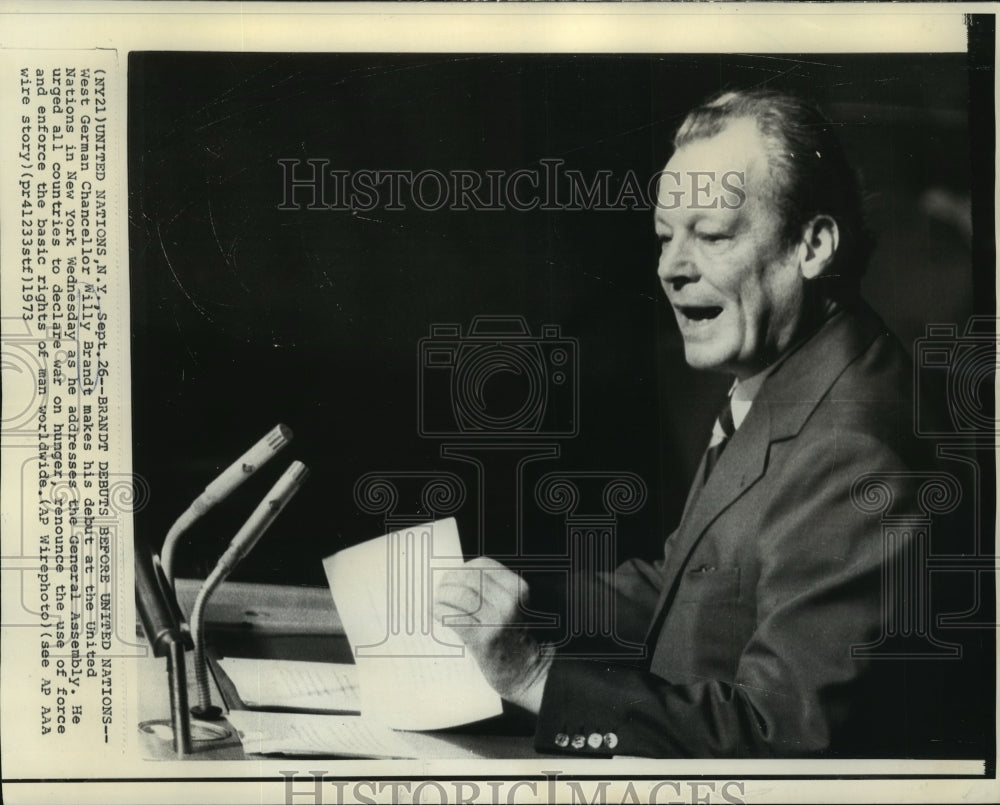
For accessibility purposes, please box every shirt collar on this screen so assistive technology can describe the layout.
[732,364,771,403]
[724,364,772,431]
[714,304,844,438]
[716,305,839,429]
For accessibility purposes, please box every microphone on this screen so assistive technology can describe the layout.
[161,424,293,585]
[206,460,310,577]
[134,535,193,755]
[188,461,310,718]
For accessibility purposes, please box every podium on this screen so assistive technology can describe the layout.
[137,579,539,759]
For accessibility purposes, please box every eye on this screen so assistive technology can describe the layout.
[698,232,730,244]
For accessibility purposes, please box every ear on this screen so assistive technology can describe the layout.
[797,215,840,280]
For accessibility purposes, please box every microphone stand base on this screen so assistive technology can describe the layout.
[191,704,224,721]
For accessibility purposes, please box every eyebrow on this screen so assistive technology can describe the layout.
[654,208,736,230]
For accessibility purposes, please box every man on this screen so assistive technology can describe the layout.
[434,90,935,757]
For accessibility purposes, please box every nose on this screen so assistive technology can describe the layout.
[657,234,699,291]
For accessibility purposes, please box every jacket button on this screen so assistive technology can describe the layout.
[587,733,603,749]
[603,732,619,749]
[554,733,569,748]
[571,734,586,750]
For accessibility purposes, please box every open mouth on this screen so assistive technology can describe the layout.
[677,305,724,323]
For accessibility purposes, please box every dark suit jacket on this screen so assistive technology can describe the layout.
[534,303,944,758]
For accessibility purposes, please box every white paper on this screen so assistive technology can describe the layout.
[323,517,503,730]
[226,710,416,758]
[216,658,361,712]
[225,710,490,759]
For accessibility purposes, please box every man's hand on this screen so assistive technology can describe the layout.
[434,556,553,714]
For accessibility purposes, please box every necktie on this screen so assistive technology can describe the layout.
[703,396,736,482]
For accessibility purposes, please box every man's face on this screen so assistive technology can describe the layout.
[655,119,807,379]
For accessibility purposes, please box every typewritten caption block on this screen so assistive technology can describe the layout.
[1,49,137,776]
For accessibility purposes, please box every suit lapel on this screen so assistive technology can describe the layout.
[643,305,886,646]
[643,404,771,644]
[674,402,772,555]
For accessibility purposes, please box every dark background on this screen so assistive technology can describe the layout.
[129,50,984,585]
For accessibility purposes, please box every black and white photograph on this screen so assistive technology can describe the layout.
[129,43,995,759]
[0,4,996,804]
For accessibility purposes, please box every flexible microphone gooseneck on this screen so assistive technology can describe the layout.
[161,424,293,586]
[188,460,310,718]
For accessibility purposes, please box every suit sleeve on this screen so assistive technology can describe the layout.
[594,553,669,645]
[525,552,668,657]
[534,431,915,758]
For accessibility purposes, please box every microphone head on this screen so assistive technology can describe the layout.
[248,423,294,473]
[269,422,295,451]
[227,460,310,561]
[162,424,298,586]
[203,423,294,502]
[280,460,310,491]
[260,460,310,518]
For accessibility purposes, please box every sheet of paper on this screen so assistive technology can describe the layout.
[323,517,503,730]
[226,710,416,758]
[225,711,490,759]
[216,658,361,712]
